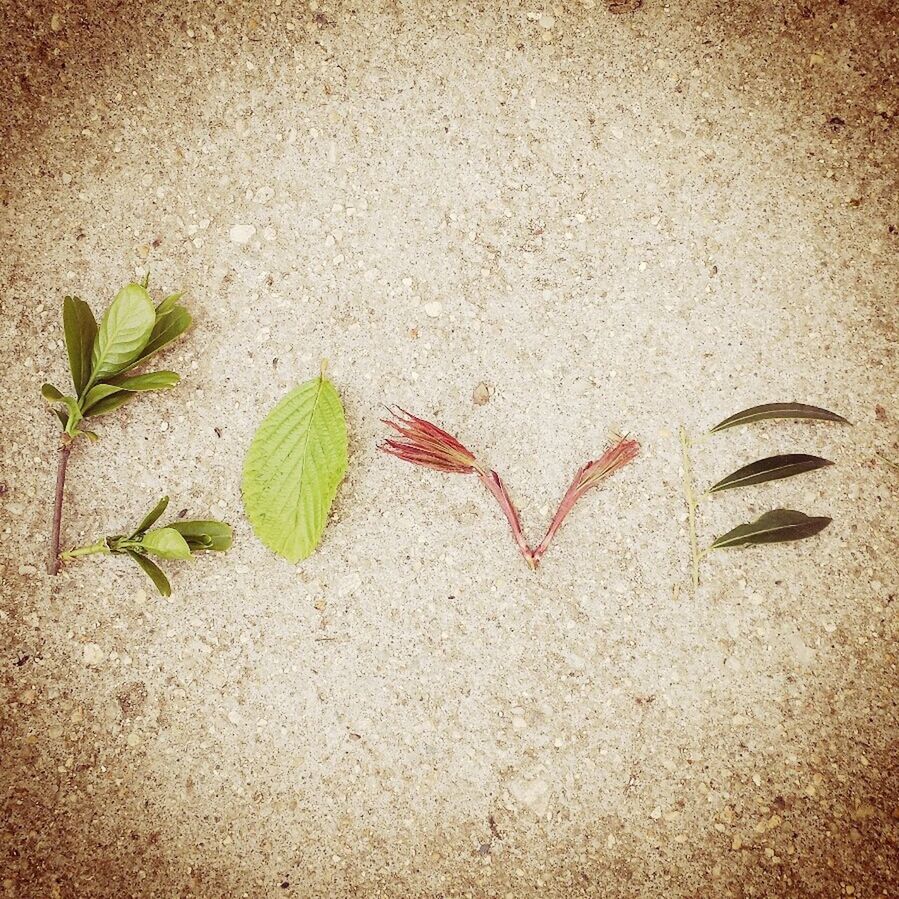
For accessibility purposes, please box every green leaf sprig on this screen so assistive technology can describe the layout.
[44,281,192,574]
[680,402,849,588]
[60,496,232,597]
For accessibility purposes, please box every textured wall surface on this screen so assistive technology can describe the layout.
[0,1,897,896]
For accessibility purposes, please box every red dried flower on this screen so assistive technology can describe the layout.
[380,408,480,474]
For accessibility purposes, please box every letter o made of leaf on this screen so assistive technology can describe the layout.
[242,373,348,564]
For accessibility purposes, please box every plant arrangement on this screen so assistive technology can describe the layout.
[379,408,639,568]
[60,496,232,596]
[43,279,231,590]
[679,402,850,587]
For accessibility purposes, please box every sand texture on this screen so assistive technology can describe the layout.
[1,0,897,896]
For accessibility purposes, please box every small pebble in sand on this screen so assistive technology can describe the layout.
[473,382,490,405]
[82,643,105,667]
[424,301,442,318]
[229,223,256,244]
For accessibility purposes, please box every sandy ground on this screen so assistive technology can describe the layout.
[1,0,897,896]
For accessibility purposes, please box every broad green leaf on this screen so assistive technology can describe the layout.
[109,371,180,391]
[63,295,97,395]
[120,304,192,373]
[710,509,831,549]
[42,383,64,402]
[169,520,233,552]
[708,454,833,493]
[132,496,170,536]
[83,391,135,418]
[140,527,192,560]
[126,549,171,596]
[90,283,156,381]
[710,403,850,433]
[242,372,348,564]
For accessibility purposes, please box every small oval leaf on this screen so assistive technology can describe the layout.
[90,284,156,381]
[83,391,135,418]
[710,509,831,549]
[139,527,192,560]
[63,296,98,395]
[242,372,348,564]
[708,454,833,493]
[126,549,171,596]
[710,403,850,432]
[41,383,64,402]
[169,520,233,552]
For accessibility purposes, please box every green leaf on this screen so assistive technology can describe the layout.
[169,520,233,552]
[708,454,834,493]
[126,549,171,596]
[155,292,183,315]
[90,283,156,382]
[710,403,850,433]
[42,383,64,402]
[132,496,170,536]
[119,304,192,373]
[81,383,123,412]
[63,296,97,395]
[109,371,180,391]
[710,509,832,549]
[54,409,69,429]
[139,527,192,560]
[242,371,348,564]
[82,391,135,418]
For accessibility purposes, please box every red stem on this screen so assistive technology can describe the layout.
[48,441,72,575]
[477,469,535,568]
[531,464,588,566]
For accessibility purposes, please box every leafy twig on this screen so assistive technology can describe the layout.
[43,283,191,573]
[60,496,231,596]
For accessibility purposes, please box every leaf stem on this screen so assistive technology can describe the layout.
[59,538,109,561]
[679,425,700,590]
[48,440,73,575]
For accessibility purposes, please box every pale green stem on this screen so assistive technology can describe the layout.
[679,426,701,590]
[60,538,109,561]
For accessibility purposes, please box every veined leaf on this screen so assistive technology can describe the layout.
[109,371,180,391]
[708,454,833,493]
[155,292,183,316]
[140,527,192,560]
[122,304,192,372]
[710,403,850,432]
[126,549,171,596]
[242,371,348,564]
[132,496,170,536]
[63,296,97,395]
[169,519,233,552]
[710,509,831,549]
[83,391,135,418]
[90,283,156,381]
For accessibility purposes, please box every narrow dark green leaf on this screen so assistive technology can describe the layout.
[132,496,170,537]
[710,509,831,549]
[62,295,97,395]
[708,454,834,493]
[82,391,135,418]
[169,520,233,552]
[109,371,180,391]
[126,549,171,596]
[54,409,68,429]
[710,403,850,432]
[82,383,123,412]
